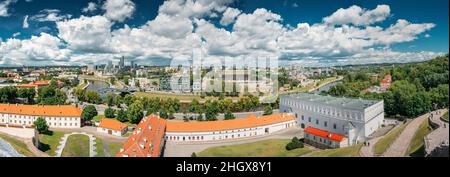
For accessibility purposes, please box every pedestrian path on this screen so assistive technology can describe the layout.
[382,110,443,157]
[424,109,448,156]
[359,136,383,157]
[55,132,97,157]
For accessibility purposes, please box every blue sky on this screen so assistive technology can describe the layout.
[0,0,448,66]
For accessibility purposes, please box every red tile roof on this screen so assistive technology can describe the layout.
[304,126,346,142]
[98,118,128,131]
[116,114,167,157]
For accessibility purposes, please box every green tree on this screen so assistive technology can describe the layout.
[84,90,102,104]
[205,100,220,121]
[116,109,128,122]
[0,86,18,103]
[286,137,304,150]
[37,86,67,105]
[224,110,235,120]
[114,95,123,108]
[105,107,116,118]
[81,105,98,122]
[128,101,144,124]
[33,117,49,134]
[17,88,36,104]
[263,105,273,115]
[106,92,115,107]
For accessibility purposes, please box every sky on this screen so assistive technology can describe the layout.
[0,0,448,67]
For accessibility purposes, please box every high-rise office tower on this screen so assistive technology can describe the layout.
[119,56,125,69]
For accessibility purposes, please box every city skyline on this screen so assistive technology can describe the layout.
[0,0,449,67]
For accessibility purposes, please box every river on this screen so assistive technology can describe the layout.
[311,80,342,94]
[85,80,115,98]
[0,138,23,157]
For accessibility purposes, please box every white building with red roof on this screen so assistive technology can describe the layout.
[97,118,128,136]
[280,93,384,148]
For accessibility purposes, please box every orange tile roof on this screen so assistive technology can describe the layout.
[16,80,50,88]
[304,126,346,142]
[98,118,128,131]
[0,104,82,117]
[166,113,295,132]
[116,114,167,157]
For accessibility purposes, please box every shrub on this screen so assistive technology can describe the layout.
[286,137,304,151]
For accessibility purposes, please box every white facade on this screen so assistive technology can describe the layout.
[96,127,126,136]
[303,132,348,148]
[280,93,384,146]
[0,113,81,128]
[165,120,296,142]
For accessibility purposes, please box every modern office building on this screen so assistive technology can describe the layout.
[0,104,82,128]
[119,56,125,70]
[280,93,384,148]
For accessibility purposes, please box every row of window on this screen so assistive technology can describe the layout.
[296,114,341,130]
[283,100,363,120]
[0,114,78,121]
[168,131,260,141]
[0,119,79,127]
[305,133,337,146]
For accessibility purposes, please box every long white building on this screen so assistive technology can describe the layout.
[0,104,82,128]
[280,93,384,147]
[165,113,296,142]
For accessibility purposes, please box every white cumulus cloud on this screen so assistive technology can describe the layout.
[323,5,391,26]
[82,2,97,13]
[102,0,135,22]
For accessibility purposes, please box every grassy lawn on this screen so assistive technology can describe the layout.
[76,82,88,90]
[61,134,90,157]
[38,131,65,156]
[0,134,35,157]
[374,122,409,155]
[198,139,313,157]
[305,144,363,157]
[108,142,124,156]
[407,119,432,157]
[93,115,105,122]
[94,138,105,157]
[442,111,449,123]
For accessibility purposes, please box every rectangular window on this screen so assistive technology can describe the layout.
[316,119,319,125]
[324,121,328,127]
[333,123,337,129]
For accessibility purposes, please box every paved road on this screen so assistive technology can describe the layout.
[163,127,302,157]
[424,109,449,156]
[382,110,442,157]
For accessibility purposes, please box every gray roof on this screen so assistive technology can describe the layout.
[281,93,381,110]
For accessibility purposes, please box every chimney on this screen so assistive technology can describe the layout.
[139,142,145,149]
